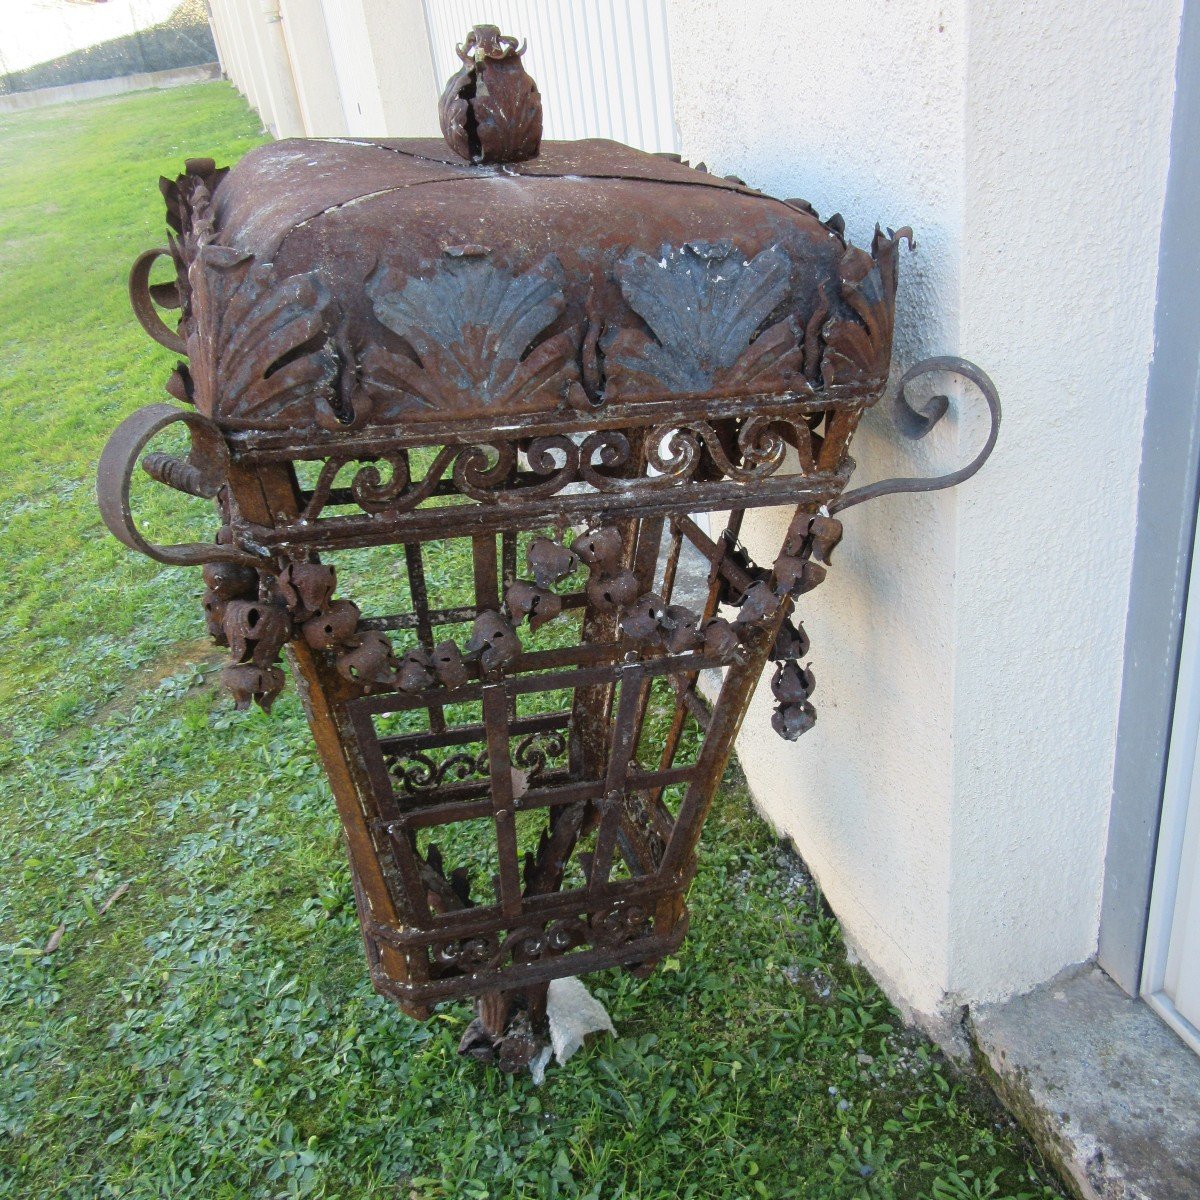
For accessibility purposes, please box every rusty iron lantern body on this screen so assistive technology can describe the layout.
[97,28,998,1069]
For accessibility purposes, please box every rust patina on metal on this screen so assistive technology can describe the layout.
[97,27,999,1070]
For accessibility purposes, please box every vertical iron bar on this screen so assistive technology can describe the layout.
[659,519,684,605]
[500,530,518,723]
[500,530,518,593]
[472,533,500,613]
[482,684,523,918]
[632,515,665,594]
[588,663,648,895]
[404,540,445,735]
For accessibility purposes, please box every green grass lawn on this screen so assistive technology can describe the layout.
[0,82,1065,1200]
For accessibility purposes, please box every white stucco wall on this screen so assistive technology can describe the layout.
[949,0,1183,1003]
[670,0,1182,1019]
[667,0,967,1017]
[213,0,438,138]
[354,0,440,137]
[320,0,390,135]
[252,0,305,138]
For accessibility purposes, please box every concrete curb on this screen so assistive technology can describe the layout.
[0,63,222,114]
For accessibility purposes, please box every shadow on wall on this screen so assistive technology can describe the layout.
[0,0,216,95]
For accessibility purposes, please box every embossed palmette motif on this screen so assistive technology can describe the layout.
[815,225,911,391]
[363,251,582,417]
[602,240,806,399]
[158,169,346,429]
[184,247,342,428]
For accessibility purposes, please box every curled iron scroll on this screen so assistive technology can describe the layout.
[829,356,1000,514]
[96,403,262,568]
[129,248,187,354]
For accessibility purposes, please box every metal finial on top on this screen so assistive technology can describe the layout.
[438,25,542,164]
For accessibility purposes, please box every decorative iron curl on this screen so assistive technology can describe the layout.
[499,918,587,965]
[302,446,457,520]
[434,935,496,970]
[578,429,632,488]
[96,403,262,569]
[593,903,651,948]
[387,748,488,793]
[515,434,580,499]
[737,415,807,473]
[646,423,702,481]
[453,442,517,500]
[351,454,411,512]
[644,420,795,485]
[129,247,186,353]
[830,356,1001,514]
[512,729,567,777]
[698,418,786,481]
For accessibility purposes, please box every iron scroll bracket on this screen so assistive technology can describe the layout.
[828,355,1000,514]
[129,247,187,354]
[96,402,263,569]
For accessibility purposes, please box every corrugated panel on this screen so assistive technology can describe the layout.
[422,0,678,152]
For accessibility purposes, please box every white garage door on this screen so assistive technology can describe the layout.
[1144,486,1200,1055]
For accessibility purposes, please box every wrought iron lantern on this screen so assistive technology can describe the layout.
[97,27,999,1070]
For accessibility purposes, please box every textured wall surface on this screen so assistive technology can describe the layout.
[668,0,968,1016]
[949,0,1183,1003]
[279,0,347,137]
[670,0,1182,1017]
[320,0,390,135]
[358,0,440,137]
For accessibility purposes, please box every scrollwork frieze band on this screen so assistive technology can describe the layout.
[384,728,567,797]
[292,414,819,525]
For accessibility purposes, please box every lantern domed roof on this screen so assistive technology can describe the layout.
[135,30,907,439]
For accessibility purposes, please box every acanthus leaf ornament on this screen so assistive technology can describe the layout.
[602,241,807,399]
[153,158,229,341]
[146,168,346,431]
[818,225,912,391]
[364,251,582,418]
[189,252,341,428]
